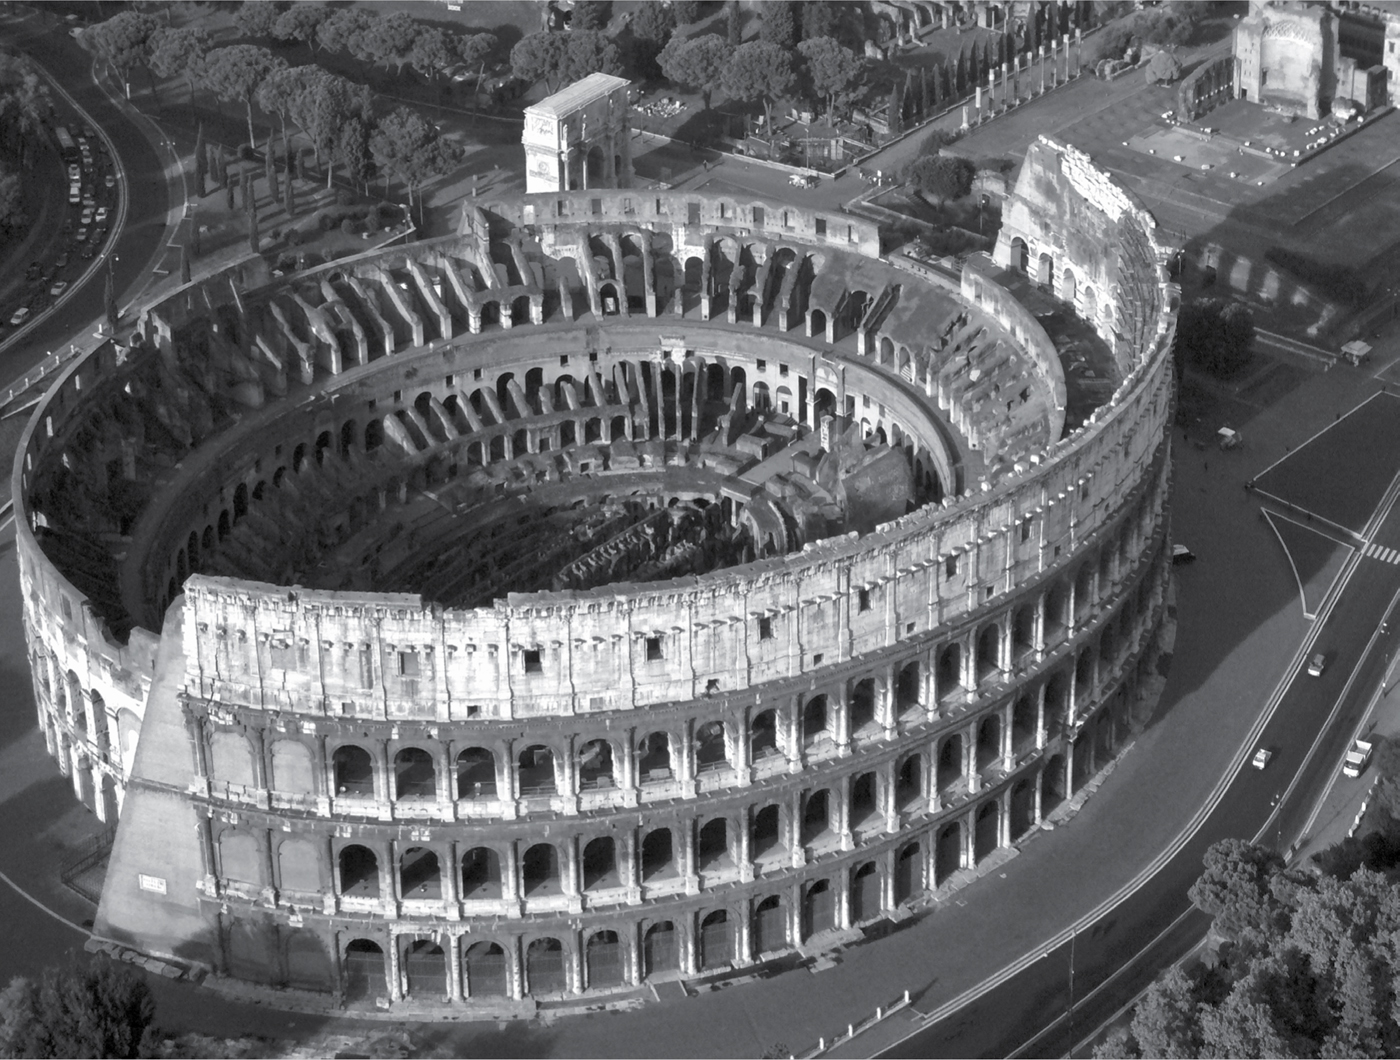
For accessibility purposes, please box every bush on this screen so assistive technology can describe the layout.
[237,143,256,162]
[1175,298,1255,378]
[364,212,380,234]
[335,189,353,207]
[1090,22,1138,64]
[907,154,976,202]
[285,228,302,246]
[317,213,334,231]
[917,128,958,159]
[376,202,401,224]
[340,217,357,236]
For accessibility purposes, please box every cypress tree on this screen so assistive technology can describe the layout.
[283,163,294,217]
[242,170,253,213]
[727,0,741,46]
[226,177,235,210]
[193,123,205,198]
[249,201,259,252]
[191,223,200,257]
[104,264,117,331]
[180,244,191,284]
[265,137,277,201]
[887,81,903,136]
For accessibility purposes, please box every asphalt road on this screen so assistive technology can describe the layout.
[0,11,172,381]
[880,483,1400,1058]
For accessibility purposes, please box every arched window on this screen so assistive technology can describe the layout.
[332,745,374,797]
[399,846,441,899]
[338,845,379,897]
[518,745,557,795]
[456,747,497,798]
[461,847,501,900]
[394,747,436,800]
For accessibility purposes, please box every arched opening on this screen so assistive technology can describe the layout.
[521,843,561,897]
[752,380,771,413]
[578,739,615,789]
[850,679,877,735]
[394,747,436,800]
[638,732,672,781]
[1012,695,1038,757]
[399,847,441,899]
[937,733,964,793]
[526,937,566,996]
[751,804,783,860]
[463,941,507,997]
[343,940,385,1000]
[976,624,1001,684]
[976,713,1002,773]
[896,754,923,812]
[1042,754,1067,813]
[1010,779,1036,839]
[699,910,730,970]
[332,745,374,797]
[1061,266,1077,305]
[1075,565,1095,626]
[974,801,1000,862]
[937,642,962,699]
[364,419,384,451]
[586,930,623,990]
[456,747,497,798]
[582,837,618,891]
[1036,251,1053,288]
[1075,650,1096,709]
[1011,237,1029,273]
[1013,605,1037,660]
[403,939,447,997]
[800,789,831,845]
[750,894,789,961]
[895,841,922,905]
[518,745,557,795]
[697,817,730,872]
[461,847,501,900]
[896,662,921,718]
[1045,671,1070,740]
[585,144,606,186]
[802,695,828,748]
[850,771,879,830]
[850,862,880,923]
[340,419,357,457]
[314,430,333,467]
[935,822,962,884]
[810,308,828,339]
[803,879,836,940]
[751,710,779,760]
[643,922,678,978]
[233,482,248,520]
[641,828,675,881]
[695,721,728,772]
[338,845,379,897]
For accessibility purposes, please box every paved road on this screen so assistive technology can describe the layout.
[0,10,173,381]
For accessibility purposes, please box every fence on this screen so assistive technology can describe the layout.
[59,824,117,904]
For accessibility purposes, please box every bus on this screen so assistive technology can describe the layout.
[54,125,75,160]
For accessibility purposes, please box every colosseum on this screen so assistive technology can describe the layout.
[16,135,1177,1011]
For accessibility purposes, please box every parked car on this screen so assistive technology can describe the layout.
[8,306,29,327]
[80,207,93,225]
[94,206,108,224]
[54,253,68,269]
[48,280,67,298]
[67,163,80,182]
[104,173,115,188]
[75,226,87,241]
[69,184,80,204]
[81,244,95,259]
[93,225,107,243]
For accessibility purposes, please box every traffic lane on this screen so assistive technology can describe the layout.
[885,539,1400,1057]
[4,23,170,370]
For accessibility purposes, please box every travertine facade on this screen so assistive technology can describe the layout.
[17,139,1177,1012]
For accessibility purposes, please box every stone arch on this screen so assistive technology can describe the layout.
[643,921,679,978]
[218,831,265,887]
[521,842,561,896]
[1061,266,1077,304]
[1011,236,1029,273]
[284,931,333,991]
[270,739,315,795]
[802,694,829,747]
[895,660,921,717]
[586,929,623,990]
[403,939,448,997]
[463,940,508,997]
[800,788,832,845]
[697,817,730,872]
[637,731,672,780]
[975,800,1000,862]
[850,861,881,923]
[937,642,962,699]
[332,744,374,797]
[1036,250,1053,287]
[525,936,567,996]
[895,753,923,812]
[582,836,618,890]
[399,846,442,899]
[849,771,879,829]
[935,821,962,884]
[976,623,1002,683]
[698,909,730,970]
[456,746,497,798]
[343,939,386,1000]
[976,712,1002,772]
[895,841,923,905]
[209,731,256,788]
[641,827,675,880]
[461,846,502,899]
[752,893,788,956]
[803,878,836,939]
[751,803,783,859]
[394,747,436,800]
[518,744,557,795]
[695,721,727,771]
[937,732,964,792]
[276,837,320,893]
[1042,753,1067,812]
[578,738,615,789]
[1010,778,1036,839]
[849,678,877,734]
[751,709,779,759]
[337,844,379,896]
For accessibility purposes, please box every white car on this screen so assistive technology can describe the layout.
[1307,653,1326,677]
[1252,747,1273,770]
[80,207,93,225]
[67,164,80,182]
[75,226,88,242]
[104,174,115,188]
[94,206,108,224]
[68,184,80,204]
[8,307,29,327]
[48,280,67,298]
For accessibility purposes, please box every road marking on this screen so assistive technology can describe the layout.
[1365,543,1400,563]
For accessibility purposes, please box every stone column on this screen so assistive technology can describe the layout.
[999,788,1012,848]
[880,848,897,913]
[834,776,853,851]
[788,883,803,949]
[507,935,525,999]
[737,806,754,883]
[832,685,852,755]
[374,739,392,820]
[788,791,805,867]
[880,758,900,833]
[618,736,638,806]
[447,934,464,1000]
[503,839,523,915]
[877,670,896,740]
[1002,702,1015,770]
[387,936,403,1001]
[379,841,397,915]
[679,817,700,895]
[1039,45,1046,94]
[730,720,751,786]
[497,743,518,820]
[964,721,978,792]
[566,939,583,995]
[442,840,461,920]
[835,869,852,930]
[624,923,642,986]
[736,902,753,967]
[621,828,641,904]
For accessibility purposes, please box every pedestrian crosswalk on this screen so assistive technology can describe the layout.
[1364,542,1400,564]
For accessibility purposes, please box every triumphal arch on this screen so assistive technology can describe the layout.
[523,72,633,194]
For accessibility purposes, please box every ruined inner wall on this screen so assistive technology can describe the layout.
[16,170,1179,1003]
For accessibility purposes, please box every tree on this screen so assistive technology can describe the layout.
[273,4,329,54]
[192,122,205,197]
[410,27,455,83]
[800,1,840,42]
[457,31,498,110]
[627,1,675,78]
[673,0,701,26]
[315,9,378,57]
[659,35,729,110]
[1176,299,1256,378]
[82,11,161,87]
[1188,839,1287,943]
[571,0,611,32]
[180,243,191,284]
[254,64,313,142]
[197,44,283,145]
[233,1,282,40]
[1127,965,1203,1059]
[908,154,975,202]
[0,962,155,1059]
[563,31,623,83]
[335,116,370,192]
[797,37,863,125]
[760,1,796,49]
[887,80,903,136]
[0,165,24,235]
[720,42,795,144]
[1145,49,1182,85]
[248,201,259,252]
[511,32,570,92]
[147,26,209,112]
[104,262,117,331]
[264,135,277,200]
[369,106,459,218]
[727,0,742,47]
[359,11,420,73]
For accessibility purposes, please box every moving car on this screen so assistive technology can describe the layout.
[1252,747,1273,770]
[1172,544,1195,563]
[1343,738,1374,778]
[1307,652,1327,677]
